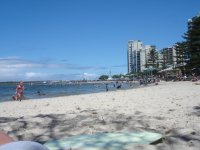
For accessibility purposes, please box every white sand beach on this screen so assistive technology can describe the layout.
[0,81,200,149]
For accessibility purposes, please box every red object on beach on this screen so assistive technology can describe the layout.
[0,131,14,145]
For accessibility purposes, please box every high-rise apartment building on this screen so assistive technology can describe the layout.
[161,47,176,68]
[157,52,164,69]
[127,40,155,73]
[140,48,146,71]
[127,40,143,73]
[127,41,134,73]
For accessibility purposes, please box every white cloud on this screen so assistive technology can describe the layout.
[0,57,105,81]
[24,72,48,80]
[83,73,99,80]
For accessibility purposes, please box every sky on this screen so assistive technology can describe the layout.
[0,0,199,81]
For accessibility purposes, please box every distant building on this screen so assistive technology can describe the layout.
[161,47,176,68]
[140,48,146,71]
[145,45,157,68]
[127,40,143,73]
[157,52,164,69]
[127,40,156,73]
[127,41,134,73]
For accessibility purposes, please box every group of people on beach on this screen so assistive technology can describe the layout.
[11,73,199,101]
[105,81,122,92]
[175,72,199,82]
[175,73,187,81]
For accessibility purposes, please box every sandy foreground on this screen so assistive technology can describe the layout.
[0,81,200,149]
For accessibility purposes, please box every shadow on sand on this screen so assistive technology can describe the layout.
[1,109,200,149]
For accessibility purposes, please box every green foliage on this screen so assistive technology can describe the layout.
[130,71,143,77]
[99,75,109,80]
[184,16,200,69]
[174,41,188,65]
[147,47,158,68]
[112,74,121,79]
[125,73,134,80]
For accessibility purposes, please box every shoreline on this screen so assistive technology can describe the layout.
[0,80,140,102]
[1,81,200,149]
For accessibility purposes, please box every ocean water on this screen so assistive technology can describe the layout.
[0,81,139,102]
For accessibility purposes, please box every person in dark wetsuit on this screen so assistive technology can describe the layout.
[37,91,46,96]
[105,84,109,91]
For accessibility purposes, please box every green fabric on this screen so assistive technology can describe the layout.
[44,131,162,150]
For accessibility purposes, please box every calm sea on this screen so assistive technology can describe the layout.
[0,81,139,102]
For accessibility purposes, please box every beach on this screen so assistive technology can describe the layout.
[0,81,200,149]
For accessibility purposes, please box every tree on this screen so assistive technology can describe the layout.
[125,73,134,80]
[174,41,188,65]
[184,15,200,69]
[148,47,158,68]
[112,74,121,79]
[99,75,109,80]
[160,49,167,69]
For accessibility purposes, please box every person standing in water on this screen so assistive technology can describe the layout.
[106,83,108,92]
[12,81,24,101]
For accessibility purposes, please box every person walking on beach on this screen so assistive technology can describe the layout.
[106,84,109,91]
[12,81,24,101]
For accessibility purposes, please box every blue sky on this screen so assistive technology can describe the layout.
[0,0,199,81]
